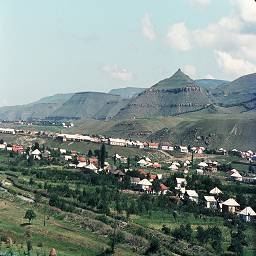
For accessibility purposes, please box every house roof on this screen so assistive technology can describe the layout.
[198,162,208,167]
[231,172,242,178]
[222,198,240,207]
[160,183,168,191]
[204,196,216,202]
[172,161,181,166]
[130,177,140,183]
[77,162,87,168]
[31,149,41,155]
[210,187,222,195]
[86,163,97,170]
[176,178,186,184]
[138,179,152,186]
[169,165,179,170]
[239,207,256,216]
[186,190,198,197]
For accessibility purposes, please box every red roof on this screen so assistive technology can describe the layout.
[148,173,157,180]
[138,169,146,176]
[160,184,168,191]
[153,163,161,168]
[77,156,86,162]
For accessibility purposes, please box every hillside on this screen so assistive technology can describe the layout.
[212,73,256,109]
[115,69,212,118]
[195,79,229,90]
[108,87,145,98]
[0,93,73,121]
[49,92,125,120]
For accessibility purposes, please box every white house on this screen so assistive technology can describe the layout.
[138,179,152,191]
[222,198,240,213]
[210,187,222,195]
[204,196,217,209]
[175,178,187,190]
[31,149,41,160]
[0,128,15,135]
[231,171,243,182]
[185,190,199,203]
[60,148,67,154]
[108,138,127,147]
[238,207,256,222]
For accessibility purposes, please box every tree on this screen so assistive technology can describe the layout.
[24,210,37,224]
[152,179,161,194]
[26,240,33,255]
[87,149,93,158]
[196,226,206,244]
[100,143,106,168]
[145,237,160,255]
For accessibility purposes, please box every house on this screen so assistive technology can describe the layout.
[152,162,161,168]
[64,155,72,161]
[159,184,169,195]
[77,156,86,163]
[161,143,174,151]
[85,163,98,172]
[169,164,179,171]
[76,162,87,168]
[0,144,6,150]
[178,146,189,154]
[204,196,217,209]
[175,178,187,190]
[130,177,140,186]
[0,128,15,135]
[222,198,240,213]
[137,159,148,167]
[238,207,256,222]
[198,162,208,169]
[110,170,125,181]
[31,149,41,160]
[60,148,67,154]
[108,138,127,147]
[138,179,152,191]
[185,190,199,203]
[210,187,222,195]
[148,143,159,150]
[231,171,243,182]
[12,145,24,154]
[196,169,204,175]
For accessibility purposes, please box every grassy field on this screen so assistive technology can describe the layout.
[0,195,137,256]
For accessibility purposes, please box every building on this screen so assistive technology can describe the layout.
[0,128,15,135]
[231,171,243,182]
[238,207,256,222]
[138,179,152,191]
[204,196,217,209]
[185,190,199,203]
[210,187,222,195]
[12,145,24,154]
[175,178,187,190]
[222,198,240,213]
[108,138,127,147]
[31,149,41,160]
[148,143,159,150]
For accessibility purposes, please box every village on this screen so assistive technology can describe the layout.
[0,125,255,222]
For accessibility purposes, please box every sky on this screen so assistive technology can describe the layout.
[0,0,256,106]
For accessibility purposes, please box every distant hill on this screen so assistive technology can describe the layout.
[108,87,145,99]
[48,92,125,120]
[0,93,73,121]
[115,69,212,118]
[212,73,256,111]
[195,79,229,90]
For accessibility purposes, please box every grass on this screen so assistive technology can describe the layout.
[0,197,137,256]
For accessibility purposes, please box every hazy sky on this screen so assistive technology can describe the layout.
[1,0,256,106]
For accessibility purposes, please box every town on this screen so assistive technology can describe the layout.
[0,124,255,255]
